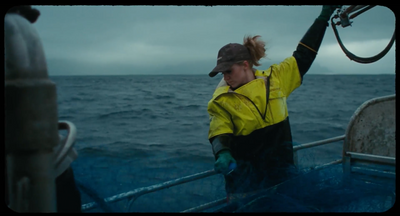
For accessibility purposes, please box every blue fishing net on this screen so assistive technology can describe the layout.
[76,160,395,213]
[212,163,395,212]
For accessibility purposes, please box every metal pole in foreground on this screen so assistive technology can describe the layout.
[5,13,58,212]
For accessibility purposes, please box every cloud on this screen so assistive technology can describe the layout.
[314,39,396,74]
[53,40,215,68]
[32,5,395,75]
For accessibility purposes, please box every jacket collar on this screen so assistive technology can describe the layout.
[211,69,270,101]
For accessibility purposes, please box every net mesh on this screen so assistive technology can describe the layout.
[74,134,395,212]
[75,155,395,213]
[74,156,227,212]
[213,163,395,212]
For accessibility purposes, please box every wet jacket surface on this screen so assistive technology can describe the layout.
[207,19,328,194]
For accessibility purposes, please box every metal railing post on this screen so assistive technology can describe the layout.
[293,135,345,152]
[5,13,58,212]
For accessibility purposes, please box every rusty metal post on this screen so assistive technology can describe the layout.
[5,13,58,212]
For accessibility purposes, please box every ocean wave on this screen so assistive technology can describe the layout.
[176,104,202,110]
[97,108,152,119]
[78,142,154,159]
[294,122,345,133]
[155,95,174,100]
[148,143,169,149]
[163,152,213,164]
[70,96,84,101]
[122,97,134,101]
[66,95,97,103]
[139,89,152,94]
[97,110,137,119]
[165,146,213,163]
[58,115,75,120]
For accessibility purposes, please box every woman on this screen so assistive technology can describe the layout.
[207,6,340,202]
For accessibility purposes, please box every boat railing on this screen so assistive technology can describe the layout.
[81,135,346,212]
[342,94,396,182]
[343,152,396,180]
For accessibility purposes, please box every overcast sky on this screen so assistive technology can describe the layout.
[30,5,395,76]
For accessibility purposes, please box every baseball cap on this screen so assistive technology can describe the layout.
[209,43,252,77]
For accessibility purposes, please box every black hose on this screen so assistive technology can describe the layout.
[349,5,376,19]
[330,16,396,64]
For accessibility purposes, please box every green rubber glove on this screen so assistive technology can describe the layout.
[317,5,342,22]
[214,150,236,175]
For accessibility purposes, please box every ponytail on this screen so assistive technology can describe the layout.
[243,35,266,67]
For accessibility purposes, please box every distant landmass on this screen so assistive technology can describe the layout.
[46,58,394,76]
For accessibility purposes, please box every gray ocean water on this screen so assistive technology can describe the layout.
[51,74,395,212]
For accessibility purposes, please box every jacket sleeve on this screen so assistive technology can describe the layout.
[208,100,233,139]
[210,134,233,159]
[292,18,329,80]
[270,56,302,98]
[207,100,234,157]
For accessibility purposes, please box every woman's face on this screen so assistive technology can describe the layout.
[222,61,252,89]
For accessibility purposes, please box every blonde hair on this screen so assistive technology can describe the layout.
[243,35,266,67]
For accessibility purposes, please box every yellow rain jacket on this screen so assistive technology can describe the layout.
[207,56,302,194]
[208,56,301,141]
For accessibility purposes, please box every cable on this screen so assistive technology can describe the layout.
[330,13,396,64]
